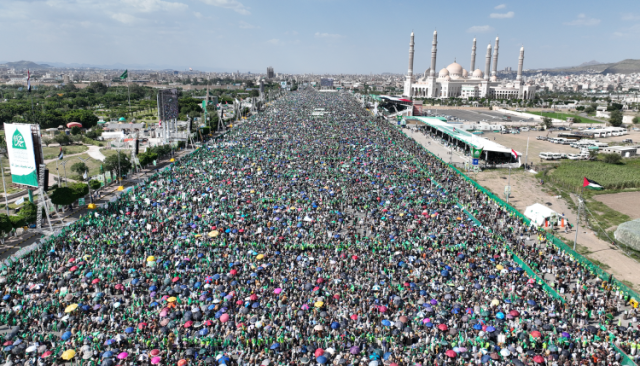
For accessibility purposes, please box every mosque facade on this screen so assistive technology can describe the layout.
[403,31,536,100]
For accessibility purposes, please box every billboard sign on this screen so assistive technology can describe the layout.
[320,78,334,87]
[5,124,38,187]
[158,89,179,122]
[280,81,287,89]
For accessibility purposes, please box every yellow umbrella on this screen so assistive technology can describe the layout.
[496,264,504,270]
[83,255,91,261]
[61,350,76,360]
[490,299,500,306]
[147,256,156,262]
[195,234,202,238]
[250,190,255,193]
[256,254,265,260]
[208,231,219,238]
[167,297,177,303]
[314,301,324,308]
[65,304,78,313]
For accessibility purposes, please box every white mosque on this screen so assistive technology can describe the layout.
[403,31,536,100]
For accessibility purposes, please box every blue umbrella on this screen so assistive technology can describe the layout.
[3,346,14,352]
[527,300,536,306]
[125,327,134,334]
[270,343,280,350]
[149,302,159,307]
[61,331,72,341]
[486,326,496,332]
[381,320,391,326]
[330,322,340,330]
[102,351,113,358]
[316,356,328,364]
[2,295,9,301]
[473,324,482,330]
[198,328,209,336]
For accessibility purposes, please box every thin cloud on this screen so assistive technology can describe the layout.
[111,13,137,24]
[467,25,493,33]
[314,32,343,39]
[564,13,600,26]
[198,0,250,15]
[490,11,514,19]
[266,39,284,46]
[121,0,188,13]
[494,4,506,9]
[613,24,640,38]
[239,21,258,29]
[622,13,640,21]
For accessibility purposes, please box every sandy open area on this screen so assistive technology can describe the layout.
[593,191,640,220]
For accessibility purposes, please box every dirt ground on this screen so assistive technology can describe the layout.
[593,192,640,220]
[475,169,640,288]
[487,129,640,166]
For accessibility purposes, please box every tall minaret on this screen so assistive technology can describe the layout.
[429,30,437,77]
[484,44,492,81]
[405,32,415,99]
[491,37,499,78]
[408,32,415,77]
[470,38,477,72]
[516,46,525,83]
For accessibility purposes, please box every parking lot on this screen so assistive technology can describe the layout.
[422,108,534,123]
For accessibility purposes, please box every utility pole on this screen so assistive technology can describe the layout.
[573,186,584,251]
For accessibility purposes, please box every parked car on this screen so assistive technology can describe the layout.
[536,136,547,140]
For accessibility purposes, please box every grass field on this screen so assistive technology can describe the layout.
[525,111,603,124]
[42,145,88,160]
[545,158,640,190]
[46,153,104,180]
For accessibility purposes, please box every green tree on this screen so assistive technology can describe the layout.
[9,215,26,229]
[104,152,132,179]
[89,179,101,190]
[632,116,639,124]
[18,201,38,224]
[64,109,99,128]
[42,137,53,147]
[70,126,81,135]
[609,110,623,127]
[70,162,88,177]
[50,187,76,206]
[69,182,89,198]
[54,133,71,146]
[602,153,622,164]
[542,117,553,129]
[0,214,13,240]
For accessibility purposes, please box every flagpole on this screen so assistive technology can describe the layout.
[573,185,583,251]
[127,73,132,119]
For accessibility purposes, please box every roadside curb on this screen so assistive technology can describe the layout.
[0,232,37,255]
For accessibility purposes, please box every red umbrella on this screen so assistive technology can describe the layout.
[41,351,53,358]
[177,359,187,366]
[236,300,243,305]
[68,258,76,263]
[91,279,100,284]
[445,350,457,358]
[438,324,448,331]
[204,320,213,326]
[149,350,160,356]
[316,278,324,284]
[236,322,245,328]
[351,255,358,260]
[533,355,545,364]
[2,341,12,346]
[333,294,340,299]
[378,306,387,313]
[220,314,229,323]
[229,269,237,276]
[138,322,147,330]
[69,266,78,272]
[66,122,83,128]
[172,276,180,283]
[530,331,542,338]
[350,314,358,320]
[314,349,324,358]
[509,310,520,317]
[184,321,193,328]
[249,294,258,301]
[115,284,124,290]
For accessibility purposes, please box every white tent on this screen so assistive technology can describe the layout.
[524,203,567,227]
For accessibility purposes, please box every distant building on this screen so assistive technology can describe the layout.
[267,67,275,79]
[403,32,535,100]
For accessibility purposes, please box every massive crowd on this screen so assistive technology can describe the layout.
[0,89,638,366]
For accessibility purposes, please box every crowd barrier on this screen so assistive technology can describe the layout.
[612,342,638,366]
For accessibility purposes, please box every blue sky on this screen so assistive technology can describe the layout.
[1,0,638,74]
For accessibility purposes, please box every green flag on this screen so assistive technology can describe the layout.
[120,70,128,79]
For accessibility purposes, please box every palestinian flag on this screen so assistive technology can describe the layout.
[583,177,604,190]
[120,70,128,80]
[27,69,31,92]
[58,147,64,160]
[511,149,519,159]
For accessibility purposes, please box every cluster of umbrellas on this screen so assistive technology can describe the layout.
[0,89,634,366]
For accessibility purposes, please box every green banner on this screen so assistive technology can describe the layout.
[471,146,484,159]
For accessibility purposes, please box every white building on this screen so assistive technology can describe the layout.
[403,32,535,100]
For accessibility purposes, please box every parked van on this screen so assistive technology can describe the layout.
[539,152,554,160]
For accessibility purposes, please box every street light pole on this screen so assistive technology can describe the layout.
[506,167,512,204]
[0,156,8,215]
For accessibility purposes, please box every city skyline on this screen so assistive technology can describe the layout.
[1,0,639,73]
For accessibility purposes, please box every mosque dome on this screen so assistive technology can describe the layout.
[490,75,498,82]
[472,69,484,78]
[443,75,451,81]
[445,62,464,77]
[438,68,449,78]
[424,68,431,78]
[462,69,469,78]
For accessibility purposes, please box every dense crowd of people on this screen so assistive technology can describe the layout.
[0,89,638,366]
